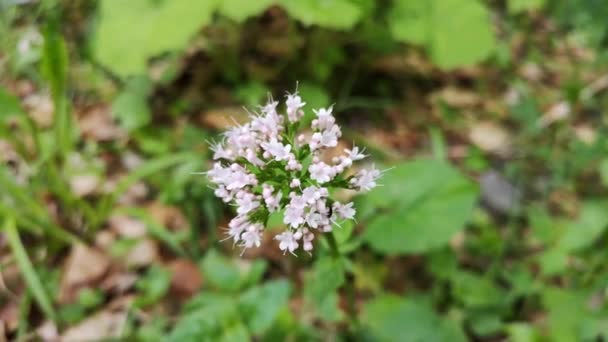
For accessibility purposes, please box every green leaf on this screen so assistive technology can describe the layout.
[280,0,362,30]
[388,0,428,45]
[0,86,25,121]
[303,256,345,321]
[111,76,152,131]
[451,271,505,309]
[200,249,268,292]
[600,158,608,187]
[361,294,466,342]
[542,287,589,342]
[218,0,274,22]
[558,200,608,252]
[41,16,73,155]
[508,0,545,14]
[239,279,291,334]
[94,0,218,77]
[4,217,56,320]
[362,159,478,254]
[134,265,172,307]
[389,0,496,69]
[170,294,250,342]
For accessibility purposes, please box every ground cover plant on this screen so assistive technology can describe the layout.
[1,0,608,341]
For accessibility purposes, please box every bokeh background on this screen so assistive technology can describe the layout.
[1,0,608,340]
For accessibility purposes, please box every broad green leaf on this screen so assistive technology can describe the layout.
[200,249,267,292]
[505,323,541,342]
[111,76,152,132]
[362,159,478,254]
[558,200,608,252]
[218,0,274,22]
[280,0,362,30]
[134,265,172,307]
[304,256,345,321]
[508,0,545,14]
[361,294,466,342]
[451,271,505,309]
[239,279,291,334]
[542,287,589,342]
[431,0,496,68]
[388,0,428,45]
[389,0,496,69]
[94,0,217,76]
[170,294,250,342]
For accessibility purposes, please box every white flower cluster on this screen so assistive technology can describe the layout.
[207,90,380,255]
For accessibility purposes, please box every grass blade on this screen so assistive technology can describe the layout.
[4,217,56,320]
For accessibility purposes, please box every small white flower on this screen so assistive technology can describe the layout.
[345,145,366,161]
[286,93,306,122]
[303,232,314,251]
[284,205,305,228]
[351,166,381,192]
[333,201,356,220]
[226,215,248,244]
[261,138,292,161]
[241,224,262,249]
[275,231,299,254]
[306,211,325,229]
[290,178,301,188]
[236,192,260,215]
[309,161,335,183]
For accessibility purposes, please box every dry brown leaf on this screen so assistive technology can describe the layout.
[78,106,126,142]
[61,310,127,342]
[168,259,203,300]
[199,106,249,130]
[101,272,138,294]
[469,121,512,155]
[36,321,58,341]
[0,301,18,333]
[433,86,481,108]
[145,202,188,231]
[59,244,111,303]
[574,124,596,145]
[124,239,158,268]
[108,215,147,238]
[22,93,53,128]
[69,174,100,197]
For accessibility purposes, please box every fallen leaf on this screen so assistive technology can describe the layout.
[168,259,203,300]
[101,272,138,294]
[0,301,18,333]
[61,310,127,342]
[433,86,481,108]
[59,244,111,303]
[78,105,126,142]
[108,215,147,238]
[469,121,512,155]
[539,102,570,127]
[199,106,248,130]
[36,321,58,341]
[124,239,158,268]
[69,174,100,197]
[145,202,188,231]
[574,124,596,145]
[22,93,53,128]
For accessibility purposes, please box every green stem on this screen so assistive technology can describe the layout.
[325,231,359,332]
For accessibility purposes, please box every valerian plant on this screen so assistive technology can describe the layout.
[206,89,381,255]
